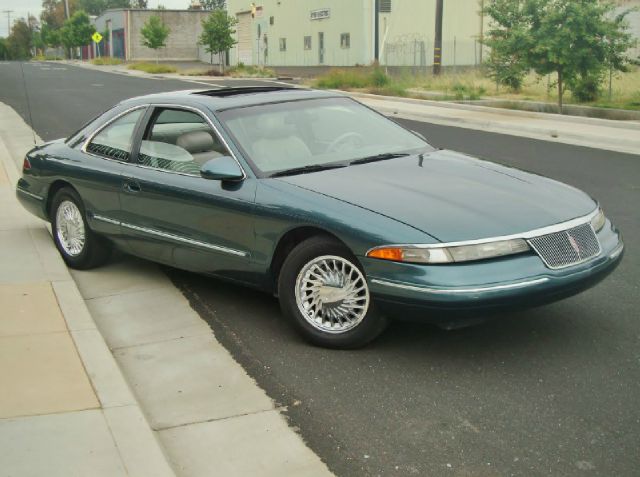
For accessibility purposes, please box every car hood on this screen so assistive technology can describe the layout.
[275,150,597,243]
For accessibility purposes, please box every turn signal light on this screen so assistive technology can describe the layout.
[367,247,404,261]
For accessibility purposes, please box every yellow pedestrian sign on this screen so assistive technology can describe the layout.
[92,32,103,43]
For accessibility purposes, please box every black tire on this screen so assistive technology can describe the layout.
[50,187,111,269]
[278,235,388,349]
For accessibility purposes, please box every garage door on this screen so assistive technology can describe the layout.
[236,12,253,65]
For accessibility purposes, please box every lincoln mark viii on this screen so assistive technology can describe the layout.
[16,87,624,348]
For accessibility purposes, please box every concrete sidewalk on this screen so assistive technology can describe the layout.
[351,92,640,156]
[0,102,332,476]
[0,113,174,476]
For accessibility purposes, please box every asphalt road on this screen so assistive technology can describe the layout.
[1,61,638,476]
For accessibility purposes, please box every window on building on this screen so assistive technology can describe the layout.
[340,33,350,49]
[279,38,287,51]
[380,0,392,13]
[270,16,274,25]
[304,36,312,50]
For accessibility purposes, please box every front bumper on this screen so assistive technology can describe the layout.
[362,221,623,323]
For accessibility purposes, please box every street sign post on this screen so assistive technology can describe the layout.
[92,32,103,58]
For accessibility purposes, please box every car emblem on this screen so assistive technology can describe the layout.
[567,233,581,257]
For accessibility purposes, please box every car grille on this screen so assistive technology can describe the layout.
[528,223,601,269]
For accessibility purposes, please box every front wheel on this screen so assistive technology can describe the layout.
[278,236,388,349]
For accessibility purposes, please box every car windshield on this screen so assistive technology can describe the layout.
[219,97,433,176]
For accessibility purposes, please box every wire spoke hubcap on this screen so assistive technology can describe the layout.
[295,255,370,334]
[56,200,86,257]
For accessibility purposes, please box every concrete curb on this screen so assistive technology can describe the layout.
[0,105,177,477]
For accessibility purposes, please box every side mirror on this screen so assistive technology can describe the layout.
[200,156,244,181]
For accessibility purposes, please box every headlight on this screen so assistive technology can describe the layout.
[367,239,530,264]
[590,208,606,232]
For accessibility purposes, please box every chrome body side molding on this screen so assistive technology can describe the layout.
[92,214,248,257]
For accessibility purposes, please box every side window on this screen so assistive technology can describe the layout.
[86,109,143,161]
[139,108,229,176]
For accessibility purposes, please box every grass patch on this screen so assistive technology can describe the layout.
[312,65,640,111]
[128,62,177,74]
[314,67,391,89]
[32,54,63,61]
[228,64,276,78]
[91,57,123,66]
[179,64,276,78]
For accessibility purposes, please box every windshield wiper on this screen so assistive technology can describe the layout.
[349,152,410,165]
[269,163,348,178]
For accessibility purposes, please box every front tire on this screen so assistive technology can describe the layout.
[51,187,110,269]
[278,236,388,349]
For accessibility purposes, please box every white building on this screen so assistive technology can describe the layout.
[225,0,487,68]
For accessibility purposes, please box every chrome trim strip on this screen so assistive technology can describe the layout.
[16,187,44,201]
[366,208,600,255]
[370,277,549,295]
[609,243,624,260]
[120,222,248,257]
[91,214,248,257]
[81,104,148,159]
[92,214,121,226]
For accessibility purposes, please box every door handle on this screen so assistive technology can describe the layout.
[123,180,141,194]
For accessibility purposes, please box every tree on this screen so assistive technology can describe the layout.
[41,22,63,49]
[41,0,77,30]
[200,0,226,10]
[0,38,9,60]
[76,0,130,16]
[60,10,95,57]
[483,0,532,91]
[140,15,170,63]
[199,9,237,72]
[7,19,33,60]
[484,0,634,112]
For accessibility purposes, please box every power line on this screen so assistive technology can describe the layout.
[2,10,14,38]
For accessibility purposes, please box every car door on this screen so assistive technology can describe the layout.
[76,106,147,245]
[118,105,257,281]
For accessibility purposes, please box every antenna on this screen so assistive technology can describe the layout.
[19,62,38,146]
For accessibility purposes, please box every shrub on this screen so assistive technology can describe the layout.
[128,62,177,74]
[314,67,391,90]
[91,57,123,65]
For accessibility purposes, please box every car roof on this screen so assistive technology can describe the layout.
[120,86,344,112]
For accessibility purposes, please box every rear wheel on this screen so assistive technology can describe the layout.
[51,187,111,269]
[278,236,387,348]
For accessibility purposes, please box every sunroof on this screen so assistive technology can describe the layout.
[192,86,297,97]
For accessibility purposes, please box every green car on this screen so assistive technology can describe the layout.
[16,87,624,348]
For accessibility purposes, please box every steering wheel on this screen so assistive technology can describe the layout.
[327,132,365,153]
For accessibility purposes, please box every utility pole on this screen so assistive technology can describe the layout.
[63,0,71,59]
[374,0,379,63]
[433,0,443,75]
[2,10,13,38]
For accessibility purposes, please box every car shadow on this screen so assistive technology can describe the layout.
[164,264,607,366]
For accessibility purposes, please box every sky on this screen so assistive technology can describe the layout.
[0,0,188,38]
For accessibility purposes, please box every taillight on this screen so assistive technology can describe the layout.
[23,157,32,171]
